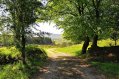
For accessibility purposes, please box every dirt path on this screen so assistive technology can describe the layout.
[31,48,105,79]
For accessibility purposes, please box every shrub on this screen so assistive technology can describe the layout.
[88,46,119,62]
[26,45,47,61]
[0,62,28,79]
[0,47,21,64]
[0,45,47,79]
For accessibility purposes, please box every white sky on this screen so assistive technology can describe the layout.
[0,2,63,34]
[36,22,63,34]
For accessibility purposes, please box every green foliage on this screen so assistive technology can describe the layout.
[0,61,45,79]
[0,34,14,46]
[26,45,47,61]
[46,0,119,44]
[47,0,113,43]
[0,62,28,79]
[0,45,47,79]
[0,47,20,57]
[0,0,44,63]
[0,47,21,64]
[26,36,53,45]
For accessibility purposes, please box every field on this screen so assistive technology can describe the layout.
[56,44,82,56]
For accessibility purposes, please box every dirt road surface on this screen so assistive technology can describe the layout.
[31,48,105,79]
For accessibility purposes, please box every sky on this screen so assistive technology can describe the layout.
[37,1,63,34]
[0,1,63,34]
[35,22,63,34]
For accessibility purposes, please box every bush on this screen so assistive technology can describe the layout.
[0,62,29,79]
[26,45,47,61]
[0,45,47,79]
[0,47,21,64]
[88,46,119,62]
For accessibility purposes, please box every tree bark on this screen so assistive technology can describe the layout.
[91,34,98,48]
[81,36,90,54]
[15,33,21,48]
[21,27,26,64]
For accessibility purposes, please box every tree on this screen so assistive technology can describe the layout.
[111,31,119,46]
[107,0,119,46]
[0,0,42,63]
[47,0,111,54]
[46,0,92,54]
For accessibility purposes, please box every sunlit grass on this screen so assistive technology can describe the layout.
[55,44,82,56]
[91,62,119,78]
[54,39,119,56]
[98,39,119,47]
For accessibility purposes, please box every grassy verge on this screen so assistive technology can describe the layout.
[91,62,119,78]
[0,45,47,79]
[54,40,119,79]
[0,62,28,79]
[0,60,45,79]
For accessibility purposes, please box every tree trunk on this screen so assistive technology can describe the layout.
[21,24,26,64]
[81,36,90,54]
[21,33,26,64]
[91,34,98,48]
[15,36,20,48]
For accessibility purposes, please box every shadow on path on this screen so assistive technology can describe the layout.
[31,55,105,79]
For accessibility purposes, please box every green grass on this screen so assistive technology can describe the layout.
[0,39,118,79]
[54,39,119,56]
[54,39,119,78]
[0,62,28,79]
[0,45,47,79]
[55,44,82,56]
[0,61,45,79]
[91,62,119,78]
[98,39,119,47]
